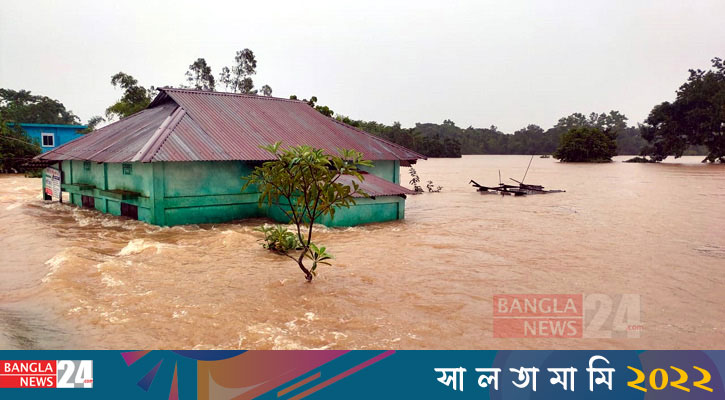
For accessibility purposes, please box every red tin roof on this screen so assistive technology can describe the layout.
[38,88,425,163]
[340,172,417,198]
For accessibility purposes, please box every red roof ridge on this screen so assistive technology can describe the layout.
[159,87,306,104]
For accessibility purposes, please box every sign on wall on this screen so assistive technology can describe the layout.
[44,167,61,201]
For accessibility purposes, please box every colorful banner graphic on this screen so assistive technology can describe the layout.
[0,350,722,399]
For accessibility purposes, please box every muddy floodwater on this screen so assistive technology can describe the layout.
[1,155,724,349]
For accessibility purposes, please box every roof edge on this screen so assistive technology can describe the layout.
[327,117,427,160]
[36,102,179,162]
[10,123,87,129]
[153,87,310,106]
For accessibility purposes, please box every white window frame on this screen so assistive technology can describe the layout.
[41,132,55,147]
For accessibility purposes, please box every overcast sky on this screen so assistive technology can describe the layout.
[1,0,724,132]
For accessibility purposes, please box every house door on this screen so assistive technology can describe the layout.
[120,203,138,220]
[81,195,95,209]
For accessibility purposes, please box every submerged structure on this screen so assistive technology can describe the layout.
[469,156,565,196]
[36,88,425,227]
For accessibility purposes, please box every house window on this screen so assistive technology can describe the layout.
[122,163,132,175]
[84,161,91,171]
[41,132,55,147]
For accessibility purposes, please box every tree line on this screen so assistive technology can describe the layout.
[335,56,724,163]
[336,112,650,158]
[2,53,722,171]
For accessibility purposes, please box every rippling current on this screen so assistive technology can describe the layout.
[0,155,723,349]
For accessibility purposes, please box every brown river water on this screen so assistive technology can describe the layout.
[0,155,723,350]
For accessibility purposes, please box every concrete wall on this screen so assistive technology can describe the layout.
[160,161,262,226]
[266,196,405,227]
[61,160,153,223]
[55,160,406,227]
[360,160,400,184]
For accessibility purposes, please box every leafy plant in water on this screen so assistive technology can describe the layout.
[409,167,442,192]
[426,180,443,192]
[243,142,371,282]
[305,243,333,277]
[253,224,301,253]
[408,167,423,192]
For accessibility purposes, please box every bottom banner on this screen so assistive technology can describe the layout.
[0,350,722,399]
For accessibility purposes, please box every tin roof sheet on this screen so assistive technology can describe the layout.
[38,88,425,163]
[339,172,417,198]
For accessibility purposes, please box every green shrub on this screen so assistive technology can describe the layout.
[254,225,301,253]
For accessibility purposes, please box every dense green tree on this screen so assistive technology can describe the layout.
[0,88,79,124]
[105,72,154,120]
[185,58,215,91]
[553,127,617,162]
[260,84,273,96]
[551,111,628,135]
[641,57,725,162]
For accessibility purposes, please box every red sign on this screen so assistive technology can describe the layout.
[0,361,57,388]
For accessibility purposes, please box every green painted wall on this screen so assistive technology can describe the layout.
[163,161,255,197]
[107,162,152,197]
[360,160,400,184]
[161,161,262,225]
[266,196,404,227]
[61,160,153,223]
[56,160,407,227]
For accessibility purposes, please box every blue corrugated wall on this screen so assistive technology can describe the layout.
[18,123,86,153]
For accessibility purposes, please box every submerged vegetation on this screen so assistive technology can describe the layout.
[243,143,371,282]
[553,127,617,162]
[640,57,725,163]
[408,167,442,193]
[624,156,657,163]
[254,225,301,253]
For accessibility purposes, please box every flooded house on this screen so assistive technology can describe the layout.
[36,88,425,227]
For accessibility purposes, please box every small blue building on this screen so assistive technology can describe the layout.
[17,123,87,153]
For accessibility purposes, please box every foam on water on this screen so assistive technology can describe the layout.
[5,203,21,211]
[117,239,170,256]
[101,273,124,287]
